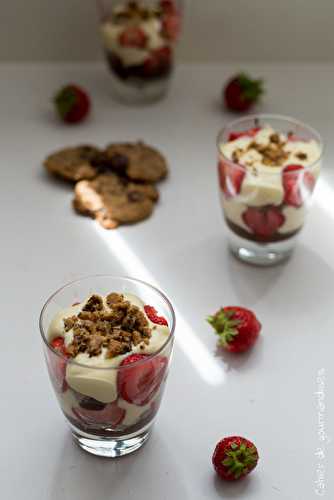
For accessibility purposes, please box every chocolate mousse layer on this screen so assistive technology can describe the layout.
[225,217,301,243]
[107,52,173,82]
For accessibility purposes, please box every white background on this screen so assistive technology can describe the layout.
[2,0,334,61]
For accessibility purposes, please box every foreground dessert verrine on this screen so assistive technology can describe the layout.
[40,276,175,457]
[98,0,182,101]
[217,116,322,265]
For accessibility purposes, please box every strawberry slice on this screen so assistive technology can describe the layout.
[50,336,68,393]
[242,206,285,238]
[73,401,125,426]
[144,305,168,326]
[218,160,245,199]
[282,164,316,208]
[119,26,147,48]
[228,127,260,142]
[143,46,172,78]
[287,133,306,142]
[118,354,168,406]
[162,12,181,41]
[160,0,177,12]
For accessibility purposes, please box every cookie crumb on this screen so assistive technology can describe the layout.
[64,292,152,358]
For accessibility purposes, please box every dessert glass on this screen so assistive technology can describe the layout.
[96,0,183,103]
[40,275,175,457]
[217,115,323,266]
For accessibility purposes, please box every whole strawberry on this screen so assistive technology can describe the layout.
[207,306,261,353]
[212,436,259,481]
[224,73,264,112]
[54,84,91,124]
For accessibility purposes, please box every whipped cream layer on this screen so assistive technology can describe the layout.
[220,125,321,234]
[48,293,170,404]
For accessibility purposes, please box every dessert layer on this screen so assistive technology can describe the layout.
[48,292,170,403]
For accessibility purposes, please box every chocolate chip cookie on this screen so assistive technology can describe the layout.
[44,145,101,182]
[73,174,159,229]
[105,141,168,182]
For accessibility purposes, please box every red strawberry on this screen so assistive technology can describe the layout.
[282,164,316,208]
[54,84,91,124]
[73,401,125,426]
[160,0,177,12]
[50,336,69,392]
[119,25,147,48]
[208,307,261,353]
[143,46,172,77]
[228,127,261,141]
[212,436,259,481]
[162,12,181,41]
[242,206,285,238]
[144,305,168,326]
[287,133,306,142]
[118,354,168,406]
[224,73,264,112]
[218,160,245,199]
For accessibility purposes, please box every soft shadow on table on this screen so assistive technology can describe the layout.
[226,240,334,310]
[37,168,74,192]
[214,335,264,373]
[213,473,260,498]
[226,250,284,306]
[50,430,187,500]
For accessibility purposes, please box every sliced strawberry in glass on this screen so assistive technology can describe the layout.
[50,336,69,393]
[282,164,316,208]
[143,46,172,78]
[242,206,285,238]
[218,160,245,199]
[118,354,168,406]
[162,12,181,41]
[73,401,125,426]
[228,127,261,141]
[119,26,147,48]
[144,305,168,326]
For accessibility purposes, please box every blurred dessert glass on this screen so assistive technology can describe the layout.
[97,0,183,103]
[217,115,323,266]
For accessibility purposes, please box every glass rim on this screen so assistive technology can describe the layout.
[39,274,176,371]
[216,113,324,174]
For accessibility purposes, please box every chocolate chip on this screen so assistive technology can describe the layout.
[128,191,145,202]
[79,396,106,411]
[110,153,129,173]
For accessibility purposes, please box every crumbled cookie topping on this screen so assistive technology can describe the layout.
[246,133,290,167]
[64,293,152,359]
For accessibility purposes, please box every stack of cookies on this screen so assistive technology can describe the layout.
[44,142,168,229]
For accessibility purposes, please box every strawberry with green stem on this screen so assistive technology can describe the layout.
[212,436,259,481]
[207,306,261,353]
[224,73,264,112]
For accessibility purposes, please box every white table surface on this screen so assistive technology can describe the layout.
[1,62,333,500]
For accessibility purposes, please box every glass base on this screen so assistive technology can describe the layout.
[108,70,171,105]
[71,424,151,458]
[227,228,296,266]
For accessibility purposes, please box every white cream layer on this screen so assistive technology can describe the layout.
[48,293,170,404]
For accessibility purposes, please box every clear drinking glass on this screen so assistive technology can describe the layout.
[96,0,183,103]
[217,115,323,266]
[40,275,175,457]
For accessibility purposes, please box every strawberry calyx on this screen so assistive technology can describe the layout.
[222,441,258,480]
[54,86,78,120]
[207,309,240,348]
[236,73,264,102]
